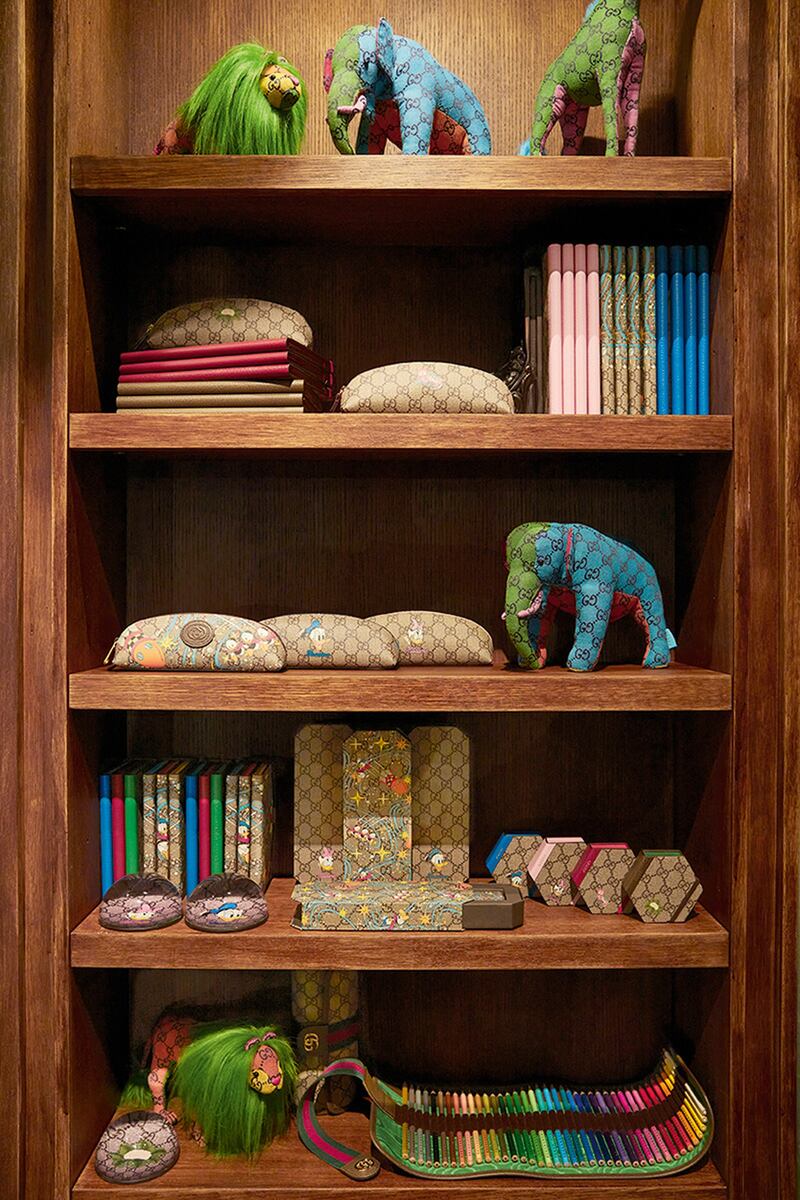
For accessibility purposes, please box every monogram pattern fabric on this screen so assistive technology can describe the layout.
[262,615,398,669]
[136,298,312,349]
[100,874,183,931]
[326,20,490,155]
[340,363,514,414]
[623,852,703,923]
[370,611,493,667]
[293,724,351,882]
[410,726,470,880]
[292,971,359,1113]
[526,1,645,157]
[95,1113,179,1184]
[184,873,268,932]
[292,880,499,931]
[571,846,635,914]
[528,838,588,906]
[108,614,286,672]
[487,833,544,890]
[504,522,675,671]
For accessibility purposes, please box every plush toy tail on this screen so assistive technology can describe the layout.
[119,1068,153,1111]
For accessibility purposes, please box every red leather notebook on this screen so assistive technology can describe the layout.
[119,349,325,375]
[121,337,305,364]
[120,363,331,384]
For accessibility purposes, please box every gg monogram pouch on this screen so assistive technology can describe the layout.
[261,614,398,669]
[135,298,312,349]
[338,362,514,413]
[106,613,286,671]
[370,611,494,666]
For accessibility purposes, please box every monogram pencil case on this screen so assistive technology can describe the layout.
[297,1050,713,1181]
[106,613,286,671]
[338,363,514,413]
[136,298,312,350]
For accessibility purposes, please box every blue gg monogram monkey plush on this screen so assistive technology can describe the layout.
[324,20,491,155]
[504,522,676,672]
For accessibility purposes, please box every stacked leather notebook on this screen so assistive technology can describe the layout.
[116,337,334,412]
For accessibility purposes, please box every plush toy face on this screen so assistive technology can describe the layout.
[247,1035,284,1094]
[259,57,303,111]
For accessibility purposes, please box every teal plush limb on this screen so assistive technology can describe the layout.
[324,20,491,155]
[526,1,645,157]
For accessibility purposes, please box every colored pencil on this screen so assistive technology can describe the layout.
[510,1091,531,1163]
[401,1084,408,1160]
[499,1093,519,1162]
[466,1092,483,1164]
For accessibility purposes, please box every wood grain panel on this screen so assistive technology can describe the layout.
[69,662,732,713]
[728,1,785,1197]
[113,0,696,157]
[70,879,728,971]
[676,0,733,156]
[779,0,799,1187]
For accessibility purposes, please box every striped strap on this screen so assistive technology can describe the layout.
[297,1060,381,1181]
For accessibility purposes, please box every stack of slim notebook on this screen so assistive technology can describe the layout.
[522,245,710,415]
[116,338,334,412]
[98,759,274,896]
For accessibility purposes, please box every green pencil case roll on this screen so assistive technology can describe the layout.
[106,613,286,671]
[297,1051,713,1182]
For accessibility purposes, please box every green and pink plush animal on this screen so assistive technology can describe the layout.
[503,522,675,671]
[324,20,491,155]
[521,0,645,156]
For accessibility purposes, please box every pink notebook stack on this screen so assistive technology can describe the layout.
[545,242,602,414]
[116,338,335,412]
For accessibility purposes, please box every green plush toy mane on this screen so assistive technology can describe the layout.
[169,1023,297,1159]
[178,43,307,155]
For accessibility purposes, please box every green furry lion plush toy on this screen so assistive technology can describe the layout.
[121,1012,297,1158]
[155,43,307,155]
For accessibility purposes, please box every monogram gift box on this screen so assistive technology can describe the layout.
[622,850,703,923]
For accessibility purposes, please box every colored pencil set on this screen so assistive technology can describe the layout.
[391,1049,711,1177]
[521,244,711,415]
[115,337,334,412]
[98,758,274,896]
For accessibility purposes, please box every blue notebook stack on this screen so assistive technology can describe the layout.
[656,245,711,415]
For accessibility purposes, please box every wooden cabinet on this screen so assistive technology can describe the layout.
[8,1,795,1198]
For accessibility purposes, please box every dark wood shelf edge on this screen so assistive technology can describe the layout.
[69,413,734,455]
[70,881,729,971]
[71,1110,727,1197]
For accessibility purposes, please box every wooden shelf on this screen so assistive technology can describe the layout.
[70,156,732,244]
[68,658,731,713]
[72,1110,726,1198]
[70,879,728,971]
[69,414,734,455]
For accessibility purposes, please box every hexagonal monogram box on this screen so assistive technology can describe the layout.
[527,837,587,906]
[485,832,543,891]
[622,850,703,923]
[571,843,634,914]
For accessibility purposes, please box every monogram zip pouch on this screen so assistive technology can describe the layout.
[338,362,514,413]
[106,613,286,671]
[370,611,494,666]
[260,614,398,668]
[135,298,312,349]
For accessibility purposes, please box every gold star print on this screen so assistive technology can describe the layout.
[359,905,370,914]
[419,913,431,925]
[338,908,348,918]
[375,737,389,751]
[398,849,407,859]
[377,846,389,860]
[351,790,364,805]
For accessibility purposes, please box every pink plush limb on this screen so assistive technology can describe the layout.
[618,19,646,156]
[559,98,589,155]
[537,82,569,155]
